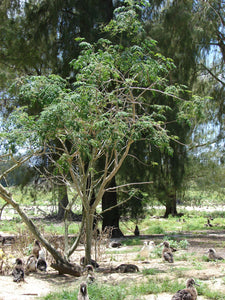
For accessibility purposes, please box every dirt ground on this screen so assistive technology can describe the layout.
[1,231,225,300]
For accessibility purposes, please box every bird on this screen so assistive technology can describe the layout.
[37,257,47,272]
[134,225,140,236]
[25,255,37,274]
[162,241,174,263]
[80,256,99,268]
[204,219,213,227]
[139,241,150,259]
[207,248,224,261]
[78,282,89,300]
[38,248,46,260]
[85,264,95,283]
[32,240,41,258]
[12,258,24,283]
[148,241,155,252]
[171,278,199,300]
[109,241,122,248]
[115,263,139,273]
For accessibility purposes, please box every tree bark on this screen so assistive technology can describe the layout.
[84,208,94,265]
[102,177,124,238]
[57,184,69,220]
[164,192,178,218]
[51,262,81,276]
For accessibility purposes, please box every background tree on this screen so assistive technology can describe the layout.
[0,0,116,221]
[118,0,224,217]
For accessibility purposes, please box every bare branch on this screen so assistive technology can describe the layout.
[105,181,153,192]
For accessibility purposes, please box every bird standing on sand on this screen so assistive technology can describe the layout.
[148,241,155,253]
[37,248,47,271]
[207,248,224,260]
[171,278,199,300]
[25,255,37,274]
[12,258,24,283]
[37,257,47,271]
[139,241,150,259]
[162,241,174,263]
[78,282,89,300]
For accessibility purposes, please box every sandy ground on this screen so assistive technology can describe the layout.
[1,232,225,299]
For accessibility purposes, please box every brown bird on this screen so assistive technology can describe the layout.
[162,241,174,263]
[109,241,122,248]
[171,278,199,300]
[80,256,99,268]
[32,240,41,258]
[115,263,139,273]
[204,219,213,227]
[134,225,140,236]
[85,264,95,283]
[207,248,224,260]
[78,282,89,300]
[25,255,37,274]
[37,257,47,272]
[12,258,25,283]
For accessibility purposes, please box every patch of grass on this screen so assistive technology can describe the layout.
[121,238,142,246]
[175,253,191,261]
[147,224,165,234]
[43,283,128,300]
[202,254,210,262]
[106,246,140,255]
[198,282,225,300]
[130,277,184,296]
[142,268,165,275]
[0,219,25,233]
[135,254,147,261]
[192,261,204,270]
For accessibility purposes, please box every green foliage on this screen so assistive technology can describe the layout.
[1,4,198,206]
[142,268,164,276]
[121,238,141,246]
[43,283,128,300]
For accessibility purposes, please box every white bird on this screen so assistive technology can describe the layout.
[139,241,150,259]
[148,241,155,252]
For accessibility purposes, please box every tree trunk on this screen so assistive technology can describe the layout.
[102,177,124,238]
[51,262,81,276]
[164,192,178,218]
[57,184,69,220]
[57,184,77,221]
[84,209,94,265]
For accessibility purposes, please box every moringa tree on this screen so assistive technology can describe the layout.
[0,3,201,268]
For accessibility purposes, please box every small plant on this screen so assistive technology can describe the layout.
[178,239,190,249]
[121,238,141,246]
[149,224,165,234]
[135,254,146,261]
[142,268,164,275]
[202,254,210,262]
[175,253,190,261]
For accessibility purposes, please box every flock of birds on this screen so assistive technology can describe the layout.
[138,240,224,300]
[9,238,225,300]
[12,240,47,283]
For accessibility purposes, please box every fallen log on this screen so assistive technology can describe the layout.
[51,261,82,277]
